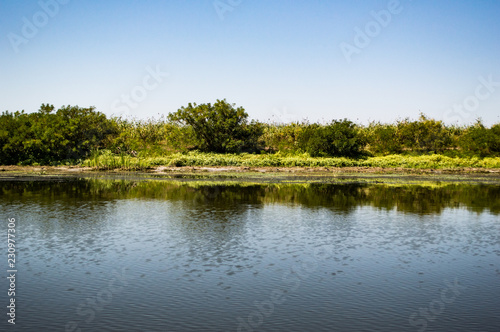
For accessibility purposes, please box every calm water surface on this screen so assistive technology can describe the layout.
[1,178,499,331]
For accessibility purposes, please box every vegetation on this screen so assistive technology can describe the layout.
[457,121,500,157]
[1,102,500,169]
[0,104,117,165]
[167,99,262,153]
[365,115,457,154]
[81,151,500,170]
[296,120,366,157]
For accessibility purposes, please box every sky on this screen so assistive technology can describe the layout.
[1,0,499,126]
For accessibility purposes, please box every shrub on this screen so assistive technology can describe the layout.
[459,120,500,157]
[260,122,305,153]
[365,115,456,155]
[167,99,263,153]
[297,119,366,157]
[365,122,402,154]
[396,114,453,153]
[0,104,117,165]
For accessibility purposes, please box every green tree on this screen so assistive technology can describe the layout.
[0,104,118,165]
[459,120,500,157]
[365,122,403,155]
[298,119,366,157]
[168,99,262,153]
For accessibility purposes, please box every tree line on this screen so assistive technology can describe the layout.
[1,100,499,165]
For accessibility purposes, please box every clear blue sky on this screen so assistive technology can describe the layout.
[1,0,499,125]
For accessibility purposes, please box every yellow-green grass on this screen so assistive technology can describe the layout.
[81,150,500,170]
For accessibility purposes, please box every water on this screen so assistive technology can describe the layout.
[1,178,499,331]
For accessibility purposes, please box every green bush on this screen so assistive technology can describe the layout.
[459,120,500,157]
[365,115,456,155]
[365,122,402,154]
[168,99,263,153]
[0,104,117,165]
[297,119,366,157]
[396,115,453,153]
[261,122,305,153]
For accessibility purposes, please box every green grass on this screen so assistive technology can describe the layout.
[81,150,500,170]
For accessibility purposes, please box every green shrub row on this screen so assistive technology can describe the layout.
[1,101,500,166]
[0,104,117,165]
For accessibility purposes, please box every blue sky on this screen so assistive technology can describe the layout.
[1,0,499,125]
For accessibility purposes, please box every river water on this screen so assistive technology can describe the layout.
[1,177,499,331]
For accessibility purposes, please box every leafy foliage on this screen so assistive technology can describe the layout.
[365,122,402,154]
[1,102,500,166]
[0,104,117,165]
[168,99,262,153]
[365,114,456,155]
[397,115,453,153]
[261,122,305,153]
[297,120,366,157]
[458,120,500,157]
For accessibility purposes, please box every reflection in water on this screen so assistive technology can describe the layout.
[0,178,499,331]
[1,178,499,214]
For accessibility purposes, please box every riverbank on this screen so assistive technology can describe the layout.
[2,164,500,174]
[2,164,500,185]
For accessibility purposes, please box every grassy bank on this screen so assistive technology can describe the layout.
[2,103,500,167]
[81,150,500,170]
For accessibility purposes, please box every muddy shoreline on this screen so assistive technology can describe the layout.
[1,164,500,174]
[1,165,500,184]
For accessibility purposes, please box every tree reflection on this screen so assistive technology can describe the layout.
[1,179,499,215]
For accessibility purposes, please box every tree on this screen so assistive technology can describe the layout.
[298,119,366,157]
[396,114,452,153]
[365,121,403,155]
[459,120,500,157]
[0,104,118,165]
[168,99,262,153]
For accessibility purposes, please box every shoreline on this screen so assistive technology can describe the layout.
[1,165,500,185]
[1,164,500,174]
